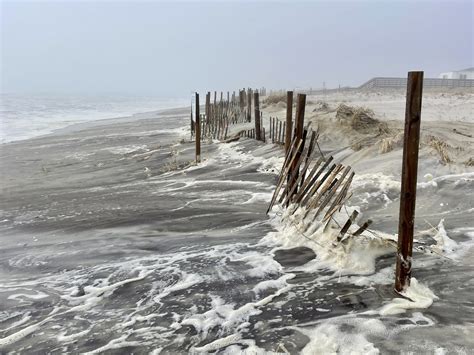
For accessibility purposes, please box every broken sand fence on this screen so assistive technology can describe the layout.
[191,90,251,143]
[189,88,374,244]
[266,130,373,247]
[191,73,448,300]
[190,88,299,150]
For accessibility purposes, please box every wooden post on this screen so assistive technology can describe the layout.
[395,71,424,292]
[269,117,272,142]
[271,117,274,143]
[195,93,201,163]
[206,92,211,122]
[278,121,282,144]
[285,91,293,153]
[254,91,261,141]
[247,89,252,122]
[190,100,194,138]
[289,94,306,195]
[295,94,306,141]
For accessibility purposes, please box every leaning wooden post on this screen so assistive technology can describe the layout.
[285,91,293,153]
[195,92,201,163]
[395,71,424,292]
[254,91,261,141]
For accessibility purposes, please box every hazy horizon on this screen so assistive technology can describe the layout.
[1,0,472,97]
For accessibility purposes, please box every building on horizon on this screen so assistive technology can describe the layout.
[438,67,474,79]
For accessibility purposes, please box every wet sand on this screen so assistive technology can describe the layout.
[1,96,473,353]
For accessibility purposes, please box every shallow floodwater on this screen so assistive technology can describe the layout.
[0,108,473,353]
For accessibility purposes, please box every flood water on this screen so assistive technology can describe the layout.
[0,107,473,354]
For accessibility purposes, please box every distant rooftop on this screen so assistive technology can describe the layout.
[459,67,474,72]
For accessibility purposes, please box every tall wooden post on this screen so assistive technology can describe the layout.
[195,93,201,163]
[254,91,261,141]
[247,89,252,122]
[190,100,194,138]
[395,71,424,292]
[294,94,306,147]
[285,91,293,153]
[206,92,211,122]
[289,94,306,197]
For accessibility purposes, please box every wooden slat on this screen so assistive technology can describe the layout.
[266,138,303,213]
[311,166,351,221]
[303,164,343,218]
[300,161,337,207]
[295,156,334,205]
[337,210,359,242]
[323,172,355,221]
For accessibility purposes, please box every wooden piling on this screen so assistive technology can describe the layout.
[247,89,252,122]
[195,93,201,163]
[190,101,194,138]
[271,118,275,143]
[278,121,282,144]
[254,92,261,141]
[285,91,293,153]
[289,94,306,195]
[206,92,211,123]
[395,71,424,292]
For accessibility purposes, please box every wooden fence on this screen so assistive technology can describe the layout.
[192,72,424,292]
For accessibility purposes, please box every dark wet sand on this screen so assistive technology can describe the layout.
[1,108,473,353]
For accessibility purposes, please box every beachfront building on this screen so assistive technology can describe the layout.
[438,67,474,79]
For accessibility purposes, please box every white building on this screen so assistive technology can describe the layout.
[438,67,474,79]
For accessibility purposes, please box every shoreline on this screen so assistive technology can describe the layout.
[1,96,191,145]
[0,90,473,353]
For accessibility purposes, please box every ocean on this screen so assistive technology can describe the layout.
[0,94,189,143]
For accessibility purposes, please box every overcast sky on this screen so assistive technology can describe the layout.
[1,0,472,97]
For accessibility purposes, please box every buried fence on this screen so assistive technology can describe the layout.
[191,71,424,293]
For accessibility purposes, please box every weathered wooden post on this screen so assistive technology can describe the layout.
[395,71,424,292]
[206,92,211,122]
[254,91,261,141]
[278,121,283,144]
[195,93,201,163]
[285,91,293,153]
[289,94,306,196]
[190,100,194,138]
[247,89,252,122]
[271,117,274,143]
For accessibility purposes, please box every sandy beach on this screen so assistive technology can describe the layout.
[0,88,472,353]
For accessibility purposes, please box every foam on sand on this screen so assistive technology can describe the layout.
[264,204,396,276]
[299,323,379,355]
[432,219,458,255]
[376,278,438,316]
